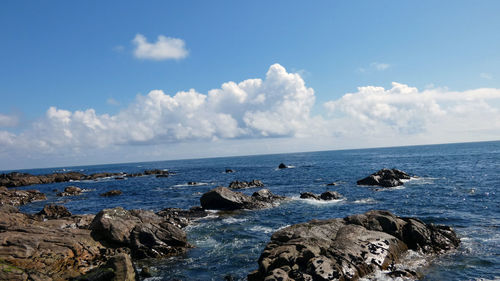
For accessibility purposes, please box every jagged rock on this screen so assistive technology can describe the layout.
[100,190,123,197]
[357,168,411,187]
[37,204,72,219]
[248,210,459,281]
[156,206,208,228]
[228,179,264,189]
[90,207,188,259]
[278,163,288,169]
[73,253,136,281]
[299,192,320,200]
[200,187,287,210]
[0,186,46,206]
[57,185,83,197]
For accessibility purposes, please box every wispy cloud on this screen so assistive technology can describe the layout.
[0,113,18,128]
[106,98,120,106]
[132,34,188,61]
[480,72,493,80]
[370,62,390,71]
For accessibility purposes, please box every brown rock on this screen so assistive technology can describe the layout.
[100,190,123,197]
[57,185,83,197]
[37,204,72,219]
[0,187,46,206]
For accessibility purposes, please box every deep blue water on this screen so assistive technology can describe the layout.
[13,141,500,280]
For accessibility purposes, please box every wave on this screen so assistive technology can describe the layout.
[353,198,377,204]
[292,196,347,205]
[249,225,274,234]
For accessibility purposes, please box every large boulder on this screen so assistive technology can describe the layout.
[89,207,188,259]
[300,191,342,201]
[200,187,287,210]
[229,179,265,189]
[248,210,459,281]
[357,168,411,187]
[278,163,288,169]
[37,204,72,219]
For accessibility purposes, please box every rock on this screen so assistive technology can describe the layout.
[357,168,411,187]
[144,169,169,176]
[278,163,288,169]
[156,206,208,228]
[0,186,47,206]
[299,192,320,200]
[74,253,136,281]
[249,210,459,280]
[187,181,198,185]
[225,169,235,173]
[229,179,265,189]
[100,190,123,197]
[139,266,152,278]
[326,182,337,186]
[200,187,287,210]
[37,204,72,219]
[0,171,86,187]
[299,191,342,201]
[90,207,188,259]
[86,172,123,181]
[57,185,83,197]
[320,191,342,201]
[0,206,107,280]
[156,174,169,178]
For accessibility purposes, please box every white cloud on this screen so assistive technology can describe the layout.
[132,34,188,61]
[2,64,500,169]
[107,98,120,106]
[0,113,18,127]
[370,62,390,71]
[480,72,493,80]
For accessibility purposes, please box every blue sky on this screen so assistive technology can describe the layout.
[1,1,499,170]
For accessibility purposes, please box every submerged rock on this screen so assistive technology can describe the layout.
[248,210,459,281]
[200,187,287,210]
[228,179,264,189]
[357,168,411,187]
[100,189,123,197]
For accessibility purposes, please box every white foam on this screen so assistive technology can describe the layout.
[222,217,248,224]
[353,198,377,204]
[172,182,210,187]
[293,196,346,205]
[250,225,274,234]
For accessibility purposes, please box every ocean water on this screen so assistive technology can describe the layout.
[13,141,500,280]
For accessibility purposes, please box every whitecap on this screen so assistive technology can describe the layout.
[353,198,377,204]
[250,225,274,234]
[222,217,248,224]
[292,196,347,205]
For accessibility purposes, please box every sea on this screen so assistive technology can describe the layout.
[10,141,500,280]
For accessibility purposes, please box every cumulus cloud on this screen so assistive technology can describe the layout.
[325,82,500,138]
[0,113,18,127]
[132,34,188,60]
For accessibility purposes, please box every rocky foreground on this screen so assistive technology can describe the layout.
[248,210,460,281]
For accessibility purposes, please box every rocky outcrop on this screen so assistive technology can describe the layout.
[0,186,46,206]
[57,185,83,197]
[200,187,287,210]
[36,204,72,219]
[73,253,136,281]
[100,190,123,197]
[248,210,460,281]
[0,169,172,188]
[357,168,411,188]
[89,207,189,259]
[229,180,265,189]
[156,206,208,228]
[300,191,342,201]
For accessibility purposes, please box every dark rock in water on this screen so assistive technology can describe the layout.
[89,207,188,259]
[326,182,338,186]
[57,185,83,197]
[156,174,169,178]
[139,266,152,278]
[248,210,459,281]
[100,190,123,197]
[157,206,208,228]
[187,181,198,185]
[200,187,287,210]
[300,191,342,201]
[73,253,136,281]
[357,168,411,187]
[0,186,46,206]
[37,204,72,219]
[225,169,235,173]
[144,169,169,176]
[115,176,125,180]
[300,192,320,200]
[228,179,264,189]
[278,163,288,169]
[320,191,342,201]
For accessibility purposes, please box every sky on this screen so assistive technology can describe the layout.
[1,0,499,170]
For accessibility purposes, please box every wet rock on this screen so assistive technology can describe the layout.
[326,182,338,186]
[357,168,411,187]
[156,174,169,178]
[200,187,287,210]
[57,185,83,197]
[37,204,72,219]
[187,181,198,185]
[278,163,288,169]
[229,179,265,189]
[225,169,235,173]
[74,253,136,281]
[249,210,459,280]
[299,191,342,201]
[143,169,169,176]
[90,207,188,259]
[156,206,208,228]
[0,171,86,187]
[86,172,123,181]
[0,186,46,206]
[100,190,123,197]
